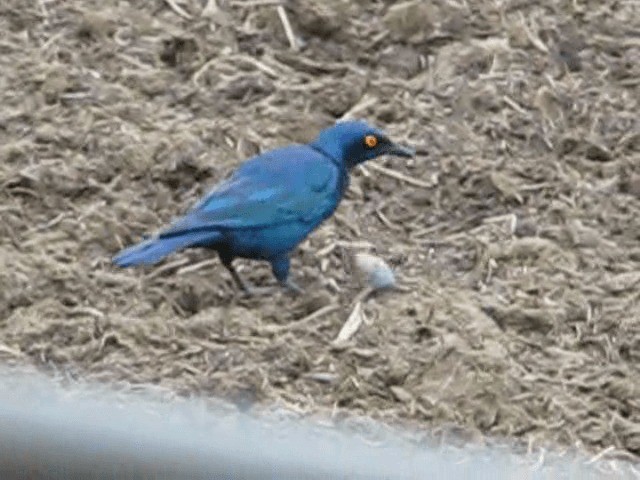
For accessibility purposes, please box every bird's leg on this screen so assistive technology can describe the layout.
[270,256,303,294]
[220,255,253,294]
[220,255,275,296]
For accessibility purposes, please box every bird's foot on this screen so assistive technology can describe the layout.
[281,279,304,295]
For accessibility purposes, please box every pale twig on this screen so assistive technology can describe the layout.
[145,257,191,280]
[375,208,403,232]
[519,182,554,191]
[117,52,155,70]
[316,241,338,258]
[339,94,377,120]
[518,12,548,53]
[177,259,218,275]
[368,163,435,189]
[235,54,280,78]
[67,306,105,319]
[0,343,23,358]
[40,30,66,51]
[231,0,283,6]
[502,95,530,115]
[164,0,193,19]
[333,300,367,344]
[260,304,339,334]
[351,286,375,306]
[586,446,615,464]
[192,57,218,87]
[435,359,462,401]
[276,6,298,51]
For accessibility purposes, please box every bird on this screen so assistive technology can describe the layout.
[112,120,415,294]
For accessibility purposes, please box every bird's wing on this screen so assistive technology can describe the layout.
[159,147,340,238]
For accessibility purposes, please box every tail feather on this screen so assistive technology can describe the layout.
[112,231,221,268]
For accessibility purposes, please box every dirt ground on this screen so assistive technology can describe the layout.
[1,0,639,463]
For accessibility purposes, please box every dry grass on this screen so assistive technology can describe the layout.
[1,0,639,464]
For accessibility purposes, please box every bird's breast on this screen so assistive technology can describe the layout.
[221,222,316,260]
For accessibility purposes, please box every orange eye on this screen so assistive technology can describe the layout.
[364,135,378,148]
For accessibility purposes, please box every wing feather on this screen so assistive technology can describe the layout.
[159,146,339,238]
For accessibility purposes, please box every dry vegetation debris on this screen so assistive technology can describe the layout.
[1,0,639,462]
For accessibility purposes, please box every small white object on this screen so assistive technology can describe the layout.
[334,301,366,344]
[353,253,396,290]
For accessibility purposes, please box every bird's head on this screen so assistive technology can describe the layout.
[310,120,415,169]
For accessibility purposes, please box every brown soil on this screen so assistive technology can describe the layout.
[1,0,639,462]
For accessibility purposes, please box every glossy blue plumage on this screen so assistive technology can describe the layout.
[113,120,414,293]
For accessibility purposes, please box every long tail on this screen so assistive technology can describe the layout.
[112,231,221,268]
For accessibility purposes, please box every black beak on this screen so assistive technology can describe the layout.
[385,142,415,158]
